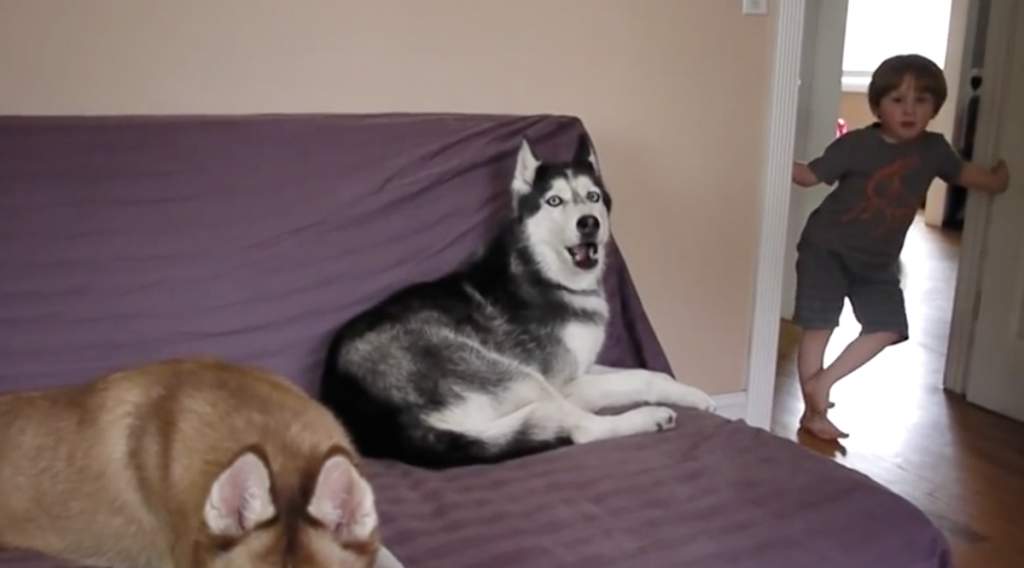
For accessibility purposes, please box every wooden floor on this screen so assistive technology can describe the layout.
[773,214,1024,568]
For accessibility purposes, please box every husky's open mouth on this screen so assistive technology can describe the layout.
[566,243,600,270]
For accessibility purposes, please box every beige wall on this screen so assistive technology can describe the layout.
[839,92,877,129]
[0,0,774,394]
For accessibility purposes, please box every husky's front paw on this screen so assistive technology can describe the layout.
[572,406,677,444]
[676,385,716,412]
[625,405,677,433]
[638,371,717,413]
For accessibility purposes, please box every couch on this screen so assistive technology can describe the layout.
[0,113,953,568]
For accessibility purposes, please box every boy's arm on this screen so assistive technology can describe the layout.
[792,132,857,188]
[935,135,1011,194]
[792,161,821,187]
[958,159,1010,194]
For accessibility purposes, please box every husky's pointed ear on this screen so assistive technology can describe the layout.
[572,133,599,174]
[204,450,276,536]
[307,453,378,544]
[512,139,540,197]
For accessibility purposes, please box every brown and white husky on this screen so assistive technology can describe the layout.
[0,357,382,568]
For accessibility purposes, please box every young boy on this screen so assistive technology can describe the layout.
[791,54,1010,441]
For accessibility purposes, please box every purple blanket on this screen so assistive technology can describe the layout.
[0,113,667,395]
[0,113,952,568]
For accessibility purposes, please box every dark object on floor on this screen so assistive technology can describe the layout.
[943,71,983,230]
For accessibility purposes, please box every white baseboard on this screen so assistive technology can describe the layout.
[711,392,748,422]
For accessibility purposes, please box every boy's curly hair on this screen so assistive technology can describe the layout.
[868,54,948,116]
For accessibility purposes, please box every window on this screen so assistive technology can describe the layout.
[841,0,954,92]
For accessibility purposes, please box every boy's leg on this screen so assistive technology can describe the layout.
[799,329,853,440]
[803,259,907,438]
[791,243,847,438]
[802,332,900,438]
[798,328,833,400]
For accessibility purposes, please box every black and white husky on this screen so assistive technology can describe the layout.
[318,135,715,469]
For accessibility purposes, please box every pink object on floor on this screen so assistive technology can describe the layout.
[836,117,848,138]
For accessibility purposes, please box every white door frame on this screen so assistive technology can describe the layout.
[943,0,1013,394]
[745,0,1012,430]
[743,0,805,429]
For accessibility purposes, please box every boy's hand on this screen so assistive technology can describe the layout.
[792,162,820,188]
[960,159,1011,194]
[992,159,1010,193]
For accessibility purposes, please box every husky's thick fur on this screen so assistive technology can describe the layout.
[0,357,381,568]
[319,135,715,469]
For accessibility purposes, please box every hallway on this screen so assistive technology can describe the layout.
[773,215,1024,568]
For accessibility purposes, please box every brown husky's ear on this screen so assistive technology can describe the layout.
[203,451,277,537]
[307,454,378,544]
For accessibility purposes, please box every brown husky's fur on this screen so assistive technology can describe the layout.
[0,357,380,568]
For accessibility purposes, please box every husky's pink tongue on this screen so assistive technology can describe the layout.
[570,245,590,263]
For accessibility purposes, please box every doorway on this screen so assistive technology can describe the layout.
[760,2,1024,562]
[775,0,985,440]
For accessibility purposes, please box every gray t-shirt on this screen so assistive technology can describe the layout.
[800,123,963,265]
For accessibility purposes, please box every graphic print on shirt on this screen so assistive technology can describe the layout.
[841,154,921,236]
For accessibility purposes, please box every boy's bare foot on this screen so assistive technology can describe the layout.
[799,410,849,440]
[799,371,846,440]
[804,372,833,416]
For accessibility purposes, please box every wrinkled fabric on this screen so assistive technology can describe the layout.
[0,113,670,395]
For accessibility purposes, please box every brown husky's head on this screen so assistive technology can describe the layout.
[193,445,380,568]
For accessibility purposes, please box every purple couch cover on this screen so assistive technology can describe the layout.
[0,113,952,568]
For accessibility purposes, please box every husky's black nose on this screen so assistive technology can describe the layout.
[576,215,600,238]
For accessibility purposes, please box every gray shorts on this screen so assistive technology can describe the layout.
[792,241,908,340]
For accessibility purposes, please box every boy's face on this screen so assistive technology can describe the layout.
[873,76,937,142]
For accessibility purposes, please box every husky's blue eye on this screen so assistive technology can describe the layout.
[586,191,602,203]
[545,195,563,207]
